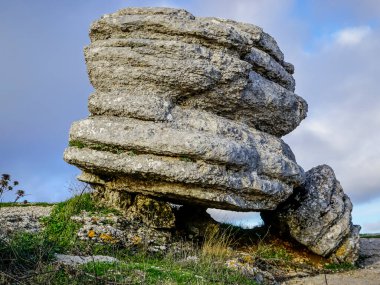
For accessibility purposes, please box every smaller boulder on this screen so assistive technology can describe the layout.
[261,165,360,263]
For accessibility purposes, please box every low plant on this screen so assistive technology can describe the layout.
[323,262,356,272]
[0,232,56,279]
[253,242,293,261]
[43,186,119,252]
[0,173,27,203]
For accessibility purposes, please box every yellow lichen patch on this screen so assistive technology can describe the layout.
[131,235,142,245]
[241,254,254,264]
[88,229,96,238]
[333,241,348,258]
[90,217,99,224]
[99,233,117,243]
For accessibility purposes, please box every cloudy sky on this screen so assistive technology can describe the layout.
[1,0,379,232]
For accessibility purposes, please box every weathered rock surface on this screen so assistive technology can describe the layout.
[85,7,307,136]
[64,7,307,212]
[72,210,171,252]
[0,206,52,240]
[262,165,360,263]
[124,195,175,229]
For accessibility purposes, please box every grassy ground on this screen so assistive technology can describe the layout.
[0,193,260,284]
[0,191,354,284]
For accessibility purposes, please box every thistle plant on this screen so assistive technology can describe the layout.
[0,173,26,203]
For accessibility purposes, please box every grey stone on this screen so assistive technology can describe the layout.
[69,116,258,167]
[90,7,286,63]
[55,254,118,266]
[64,7,308,212]
[68,115,303,183]
[88,90,173,121]
[64,147,300,211]
[0,206,52,240]
[261,165,360,263]
[244,47,296,91]
[84,8,307,136]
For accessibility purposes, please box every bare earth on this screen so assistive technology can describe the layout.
[285,238,380,285]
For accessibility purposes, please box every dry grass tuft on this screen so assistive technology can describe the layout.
[201,224,236,259]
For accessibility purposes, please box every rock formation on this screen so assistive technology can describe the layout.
[262,165,360,263]
[63,7,359,263]
[64,7,307,211]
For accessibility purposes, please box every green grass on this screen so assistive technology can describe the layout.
[323,262,357,272]
[179,156,195,162]
[0,232,56,274]
[21,257,258,284]
[254,244,292,261]
[360,233,380,238]
[42,192,120,252]
[76,258,258,285]
[68,140,85,149]
[68,140,135,155]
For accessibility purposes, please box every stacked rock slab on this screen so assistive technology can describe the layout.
[63,7,359,263]
[262,165,360,263]
[64,7,307,211]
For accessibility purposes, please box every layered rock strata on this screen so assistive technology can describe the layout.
[261,165,360,263]
[63,7,359,263]
[64,7,307,211]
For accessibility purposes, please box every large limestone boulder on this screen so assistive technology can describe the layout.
[64,7,307,212]
[261,165,360,263]
[63,7,361,264]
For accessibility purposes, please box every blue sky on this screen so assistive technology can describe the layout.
[1,0,379,232]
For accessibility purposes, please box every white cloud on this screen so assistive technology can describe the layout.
[334,26,372,46]
[285,21,380,205]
